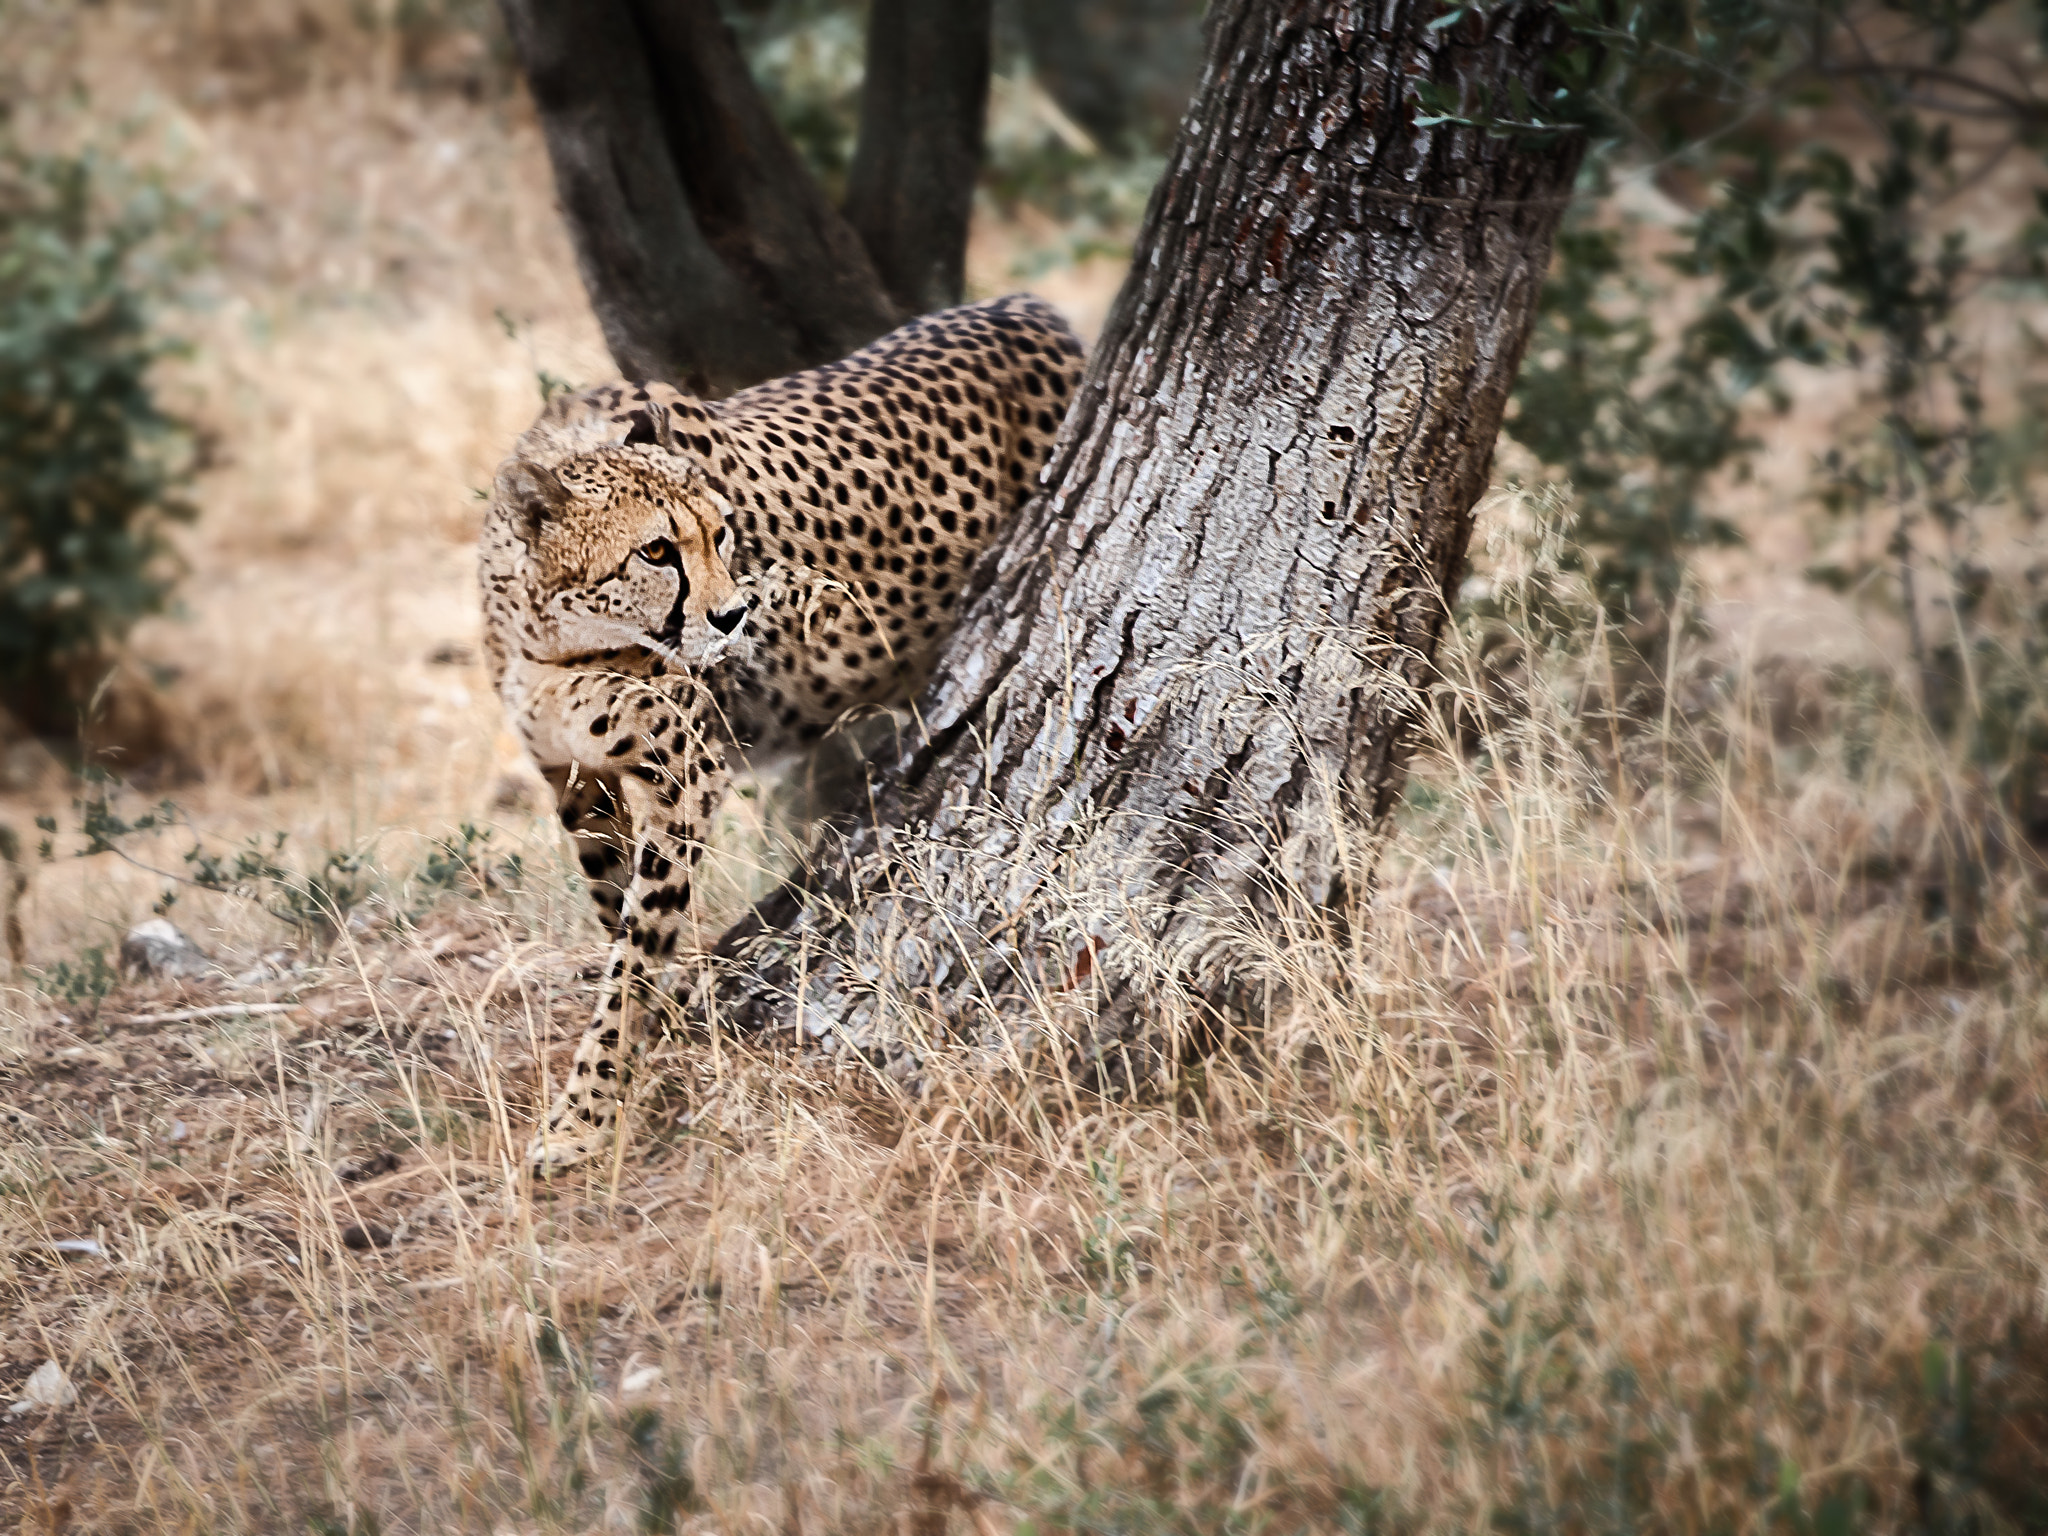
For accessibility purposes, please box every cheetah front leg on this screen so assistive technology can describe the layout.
[517,672,732,1173]
[543,766,632,941]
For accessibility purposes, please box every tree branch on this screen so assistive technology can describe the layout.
[844,0,993,316]
[498,0,807,395]
[628,0,903,363]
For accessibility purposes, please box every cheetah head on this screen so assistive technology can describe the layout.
[495,403,749,671]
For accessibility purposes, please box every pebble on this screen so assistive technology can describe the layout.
[119,919,219,980]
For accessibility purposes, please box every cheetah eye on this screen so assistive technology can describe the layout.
[637,539,676,566]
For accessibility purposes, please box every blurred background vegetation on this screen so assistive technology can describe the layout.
[6,0,2041,839]
[0,128,201,739]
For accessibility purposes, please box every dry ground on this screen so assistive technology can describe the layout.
[4,4,2048,1532]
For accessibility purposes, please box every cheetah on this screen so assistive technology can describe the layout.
[480,294,1086,1170]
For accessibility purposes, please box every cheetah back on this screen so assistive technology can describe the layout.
[640,294,1085,753]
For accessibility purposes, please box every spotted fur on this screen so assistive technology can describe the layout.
[480,294,1086,1170]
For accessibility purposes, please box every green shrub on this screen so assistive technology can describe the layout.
[37,774,369,938]
[0,132,196,738]
[1453,0,2048,846]
[35,943,117,1007]
[1503,218,1753,639]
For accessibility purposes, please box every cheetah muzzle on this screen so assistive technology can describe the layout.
[479,294,1086,1173]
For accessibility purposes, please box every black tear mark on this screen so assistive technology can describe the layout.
[662,568,692,638]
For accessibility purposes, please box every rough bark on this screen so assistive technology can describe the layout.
[709,0,1582,1068]
[844,0,992,315]
[498,0,992,396]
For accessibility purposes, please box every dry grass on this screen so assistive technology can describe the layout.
[4,4,2048,1532]
[7,566,2045,1532]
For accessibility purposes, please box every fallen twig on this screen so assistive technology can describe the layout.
[116,1002,299,1026]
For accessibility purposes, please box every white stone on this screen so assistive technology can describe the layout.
[120,918,218,980]
[10,1360,77,1414]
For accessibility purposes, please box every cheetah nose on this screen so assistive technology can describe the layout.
[707,603,748,636]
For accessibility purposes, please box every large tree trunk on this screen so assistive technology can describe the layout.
[708,0,1583,1071]
[498,0,991,396]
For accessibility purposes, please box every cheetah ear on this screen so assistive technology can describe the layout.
[646,399,680,454]
[500,458,570,543]
[622,399,681,454]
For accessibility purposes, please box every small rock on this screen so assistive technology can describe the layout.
[233,948,298,986]
[340,1222,393,1251]
[120,918,218,980]
[620,1363,664,1394]
[427,641,476,666]
[9,1360,77,1414]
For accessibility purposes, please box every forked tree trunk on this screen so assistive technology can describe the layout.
[843,0,993,316]
[711,0,1582,1068]
[498,0,990,397]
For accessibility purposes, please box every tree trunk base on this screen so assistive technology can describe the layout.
[689,0,1579,1074]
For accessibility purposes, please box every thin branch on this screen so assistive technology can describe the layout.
[1823,59,2048,123]
[627,0,902,362]
[845,0,994,315]
[118,1004,297,1026]
[498,0,806,393]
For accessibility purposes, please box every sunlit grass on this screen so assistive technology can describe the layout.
[7,540,2044,1529]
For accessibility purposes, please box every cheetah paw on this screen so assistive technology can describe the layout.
[525,1123,604,1176]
